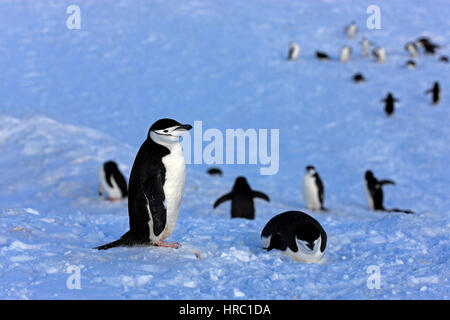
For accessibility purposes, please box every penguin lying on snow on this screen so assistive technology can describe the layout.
[406,60,416,70]
[364,170,414,214]
[381,92,399,116]
[425,81,441,105]
[96,119,192,250]
[207,167,223,177]
[439,55,449,63]
[302,166,327,211]
[261,211,327,263]
[315,51,331,61]
[416,37,440,55]
[352,73,365,83]
[213,176,269,219]
[98,161,128,201]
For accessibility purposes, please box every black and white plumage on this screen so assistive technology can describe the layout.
[364,170,413,214]
[381,92,399,116]
[404,41,419,58]
[98,161,128,200]
[213,176,269,220]
[302,166,327,211]
[372,47,387,63]
[406,60,416,70]
[345,21,357,39]
[439,55,449,63]
[287,42,300,61]
[425,81,441,105]
[360,37,371,57]
[315,51,331,61]
[96,119,192,250]
[261,211,327,263]
[340,46,352,62]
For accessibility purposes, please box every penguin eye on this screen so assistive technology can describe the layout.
[163,130,169,133]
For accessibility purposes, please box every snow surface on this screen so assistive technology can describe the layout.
[0,0,449,299]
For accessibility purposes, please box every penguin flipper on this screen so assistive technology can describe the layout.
[144,173,167,237]
[252,191,270,202]
[213,192,233,208]
[379,179,395,186]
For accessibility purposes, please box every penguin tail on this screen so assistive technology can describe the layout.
[95,231,147,250]
[388,208,415,214]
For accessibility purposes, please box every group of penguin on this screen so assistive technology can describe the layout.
[95,119,413,263]
[288,22,445,116]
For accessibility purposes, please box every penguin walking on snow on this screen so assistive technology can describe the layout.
[287,42,300,61]
[364,170,413,214]
[381,92,399,116]
[425,82,441,105]
[213,176,269,219]
[96,119,192,250]
[302,166,327,211]
[261,211,327,263]
[98,161,128,201]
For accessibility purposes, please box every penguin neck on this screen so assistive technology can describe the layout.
[149,131,181,151]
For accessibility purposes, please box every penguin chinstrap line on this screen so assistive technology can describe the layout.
[213,176,270,220]
[364,170,414,214]
[261,211,327,263]
[98,160,128,201]
[302,166,328,212]
[96,119,192,250]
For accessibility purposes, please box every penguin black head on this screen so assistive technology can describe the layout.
[233,176,251,192]
[305,165,316,175]
[365,170,375,180]
[148,118,192,145]
[104,160,119,171]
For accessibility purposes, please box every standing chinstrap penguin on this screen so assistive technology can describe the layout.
[261,211,327,263]
[98,160,128,201]
[360,37,371,57]
[302,166,327,211]
[425,82,441,105]
[404,42,418,58]
[340,46,352,63]
[287,42,300,61]
[345,21,357,39]
[364,170,413,214]
[372,47,387,63]
[381,92,399,116]
[213,176,269,219]
[96,119,192,250]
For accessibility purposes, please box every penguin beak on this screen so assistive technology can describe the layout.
[174,124,192,132]
[306,242,315,251]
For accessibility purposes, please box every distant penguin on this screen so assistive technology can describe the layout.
[417,37,440,55]
[406,60,416,70]
[98,161,128,201]
[352,73,366,83]
[360,37,371,57]
[288,42,300,61]
[381,92,399,116]
[96,119,192,250]
[302,166,327,211]
[372,47,387,63]
[345,21,357,39]
[425,82,441,105]
[340,46,352,62]
[364,170,413,214]
[439,55,449,63]
[207,167,223,177]
[315,51,331,61]
[213,176,269,219]
[261,211,327,263]
[404,42,418,58]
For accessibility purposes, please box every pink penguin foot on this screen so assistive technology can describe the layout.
[156,240,180,249]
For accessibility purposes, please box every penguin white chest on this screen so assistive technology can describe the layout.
[302,175,321,210]
[98,167,122,199]
[160,143,186,239]
[364,182,374,210]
